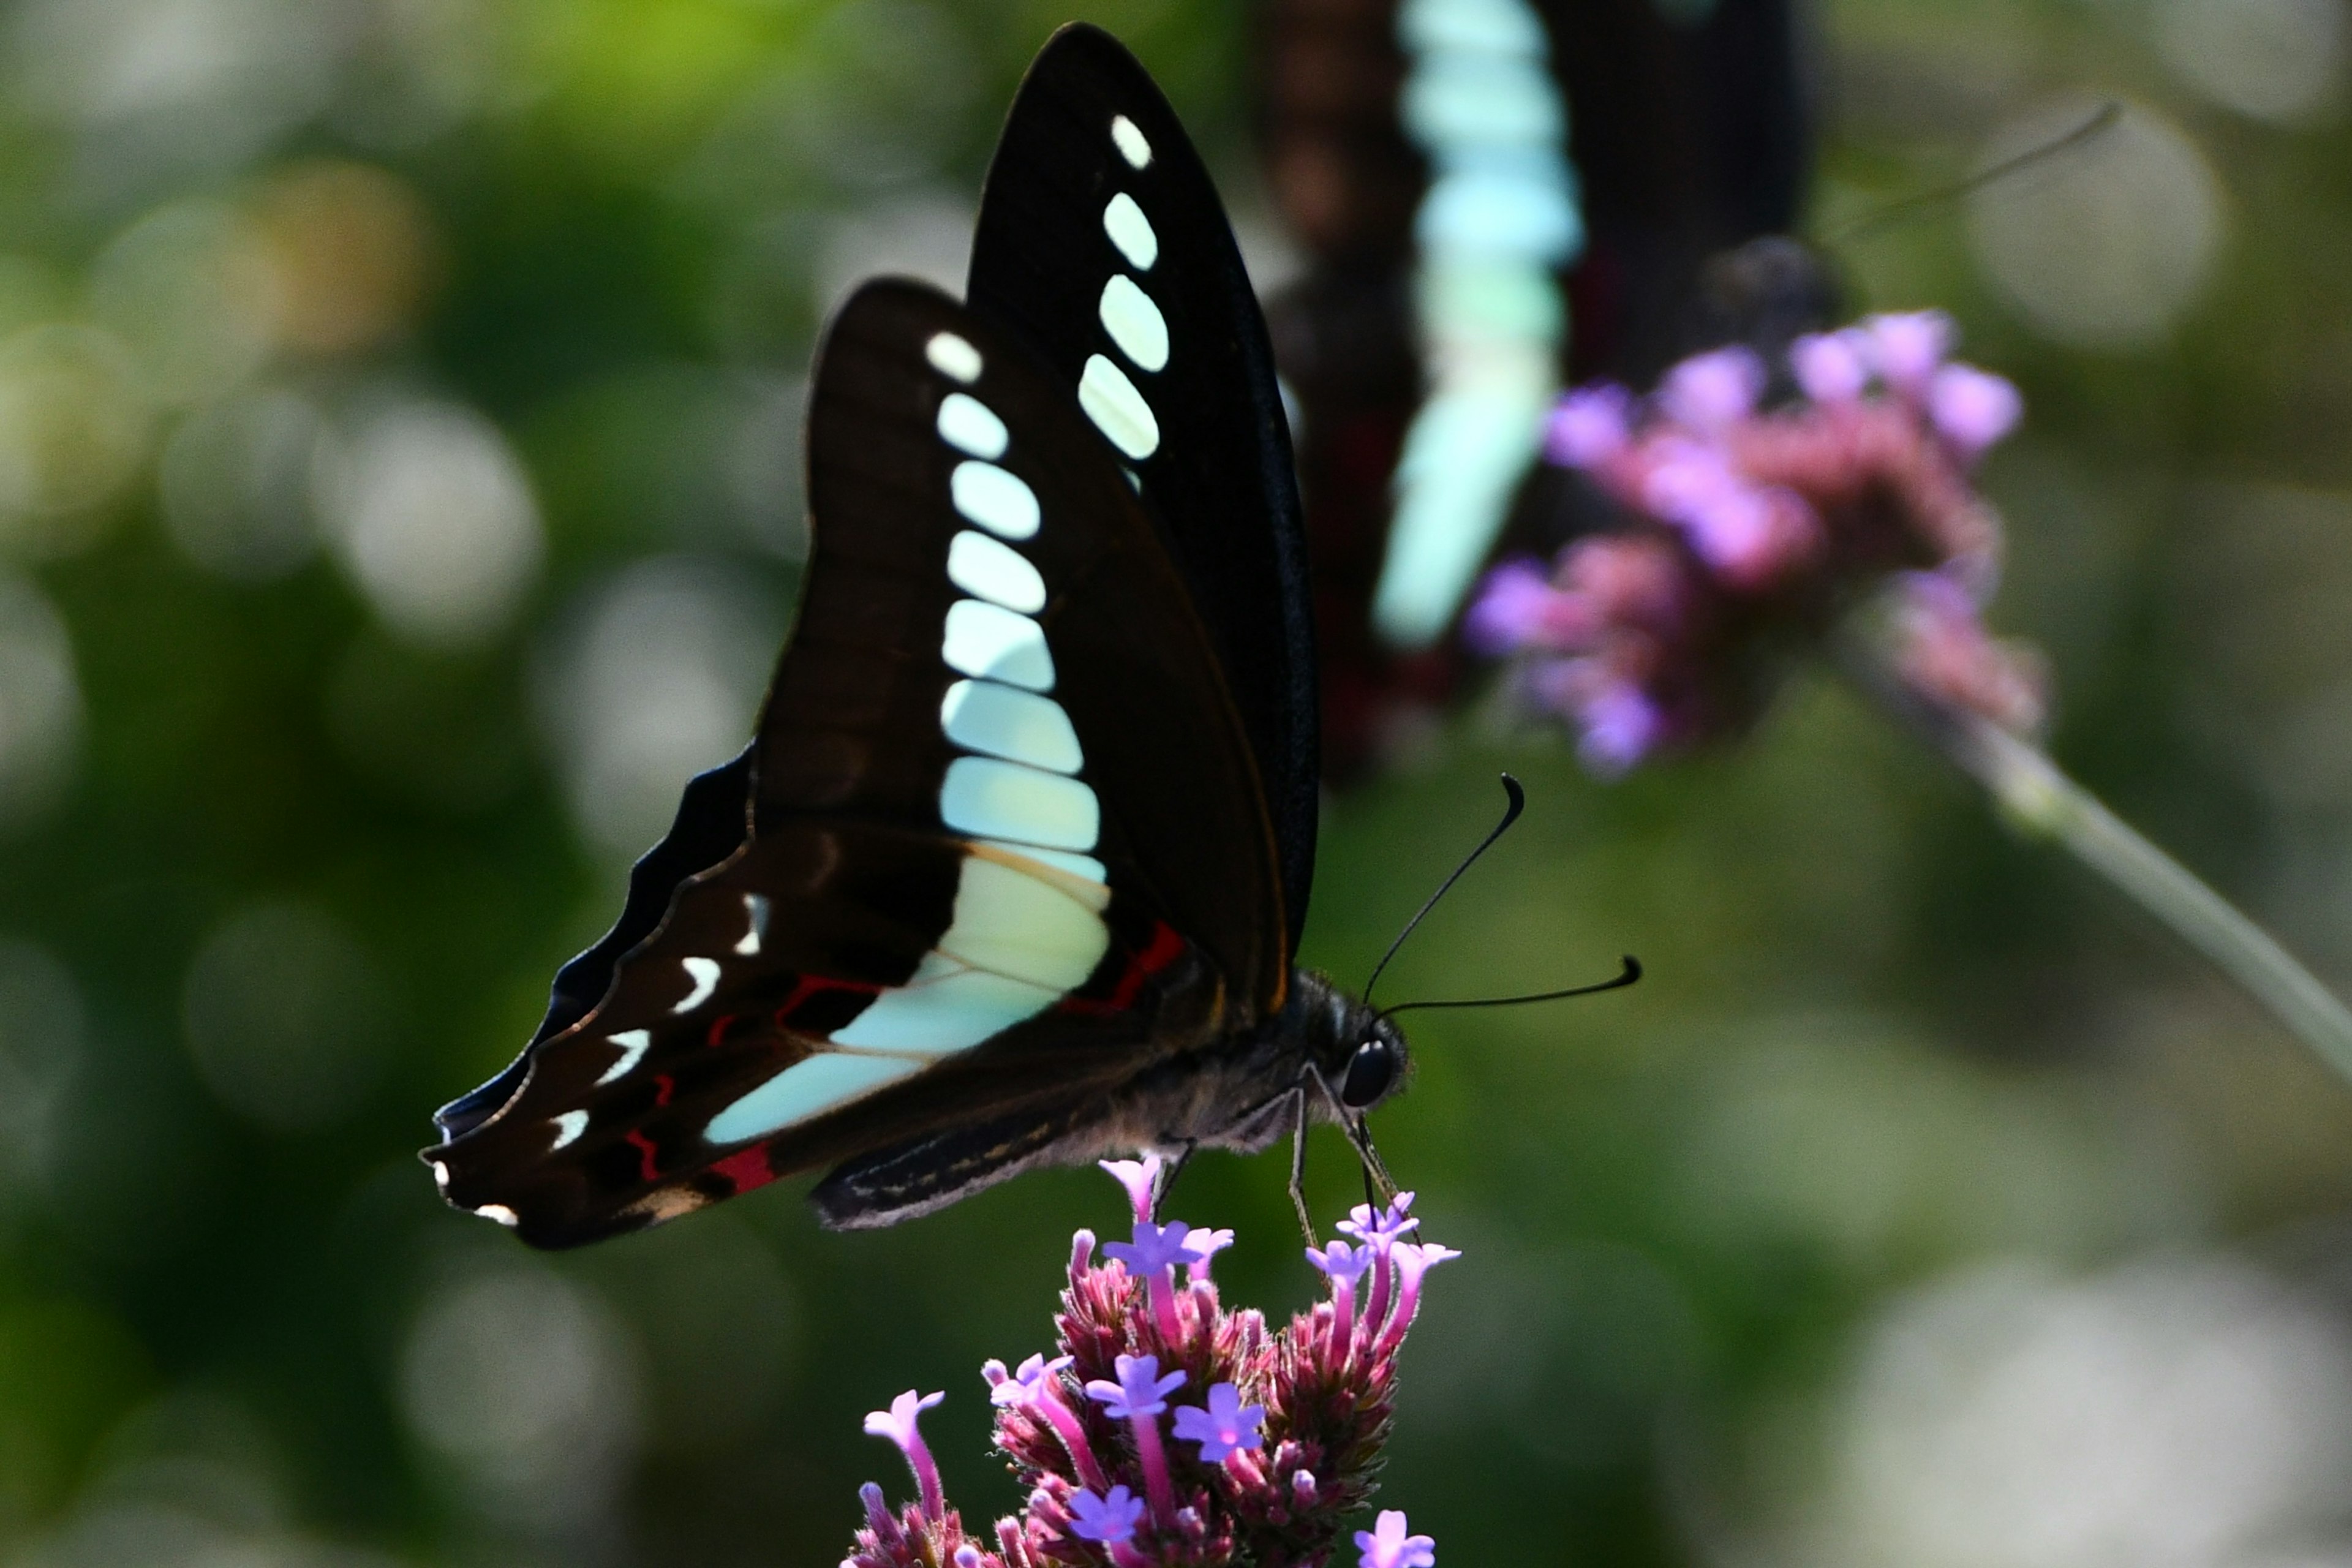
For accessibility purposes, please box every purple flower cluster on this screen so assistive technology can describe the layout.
[843,1158,1455,1568]
[1468,311,2045,771]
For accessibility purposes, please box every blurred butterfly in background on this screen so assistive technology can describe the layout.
[427,26,1471,1250]
[1255,0,1824,777]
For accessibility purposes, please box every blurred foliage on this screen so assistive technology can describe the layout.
[3,0,2352,1566]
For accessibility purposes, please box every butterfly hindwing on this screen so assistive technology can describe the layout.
[967,23,1320,952]
[430,281,1286,1247]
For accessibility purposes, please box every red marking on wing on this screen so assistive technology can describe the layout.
[772,974,883,1028]
[1060,921,1188,1017]
[653,1074,676,1108]
[625,1128,661,1183]
[705,1012,737,1047]
[709,1144,778,1196]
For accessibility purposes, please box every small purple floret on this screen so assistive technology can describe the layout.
[863,1389,948,1522]
[1067,1485,1147,1544]
[1464,558,1562,657]
[1336,1193,1419,1251]
[1660,345,1763,429]
[1098,1155,1162,1223]
[1306,1238,1375,1286]
[1172,1382,1267,1463]
[1926,363,2022,458]
[984,1353,1073,1409]
[1868,310,1953,393]
[1546,383,1631,467]
[1576,682,1664,775]
[1357,1509,1437,1568]
[1085,1353,1186,1420]
[1103,1219,1197,1279]
[1791,329,1871,402]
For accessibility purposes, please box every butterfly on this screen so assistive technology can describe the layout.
[424,24,1416,1251]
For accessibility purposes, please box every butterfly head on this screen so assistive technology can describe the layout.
[1287,969,1410,1115]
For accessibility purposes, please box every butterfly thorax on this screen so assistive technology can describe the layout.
[1101,967,1407,1159]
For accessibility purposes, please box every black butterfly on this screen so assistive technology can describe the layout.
[426,26,1415,1250]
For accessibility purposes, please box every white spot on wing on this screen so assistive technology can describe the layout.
[940,679,1084,774]
[946,530,1046,613]
[597,1028,652,1085]
[949,461,1041,539]
[925,331,982,383]
[1079,355,1159,458]
[736,893,769,956]
[1110,115,1153,169]
[829,963,1059,1053]
[473,1204,521,1227]
[1098,276,1169,372]
[704,1053,922,1145]
[938,755,1099,851]
[942,600,1055,690]
[936,393,1008,458]
[431,1160,450,1192]
[675,957,722,1014]
[1103,193,1158,270]
[550,1109,589,1150]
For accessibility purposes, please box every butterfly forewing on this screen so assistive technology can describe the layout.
[429,281,1285,1248]
[968,24,1320,951]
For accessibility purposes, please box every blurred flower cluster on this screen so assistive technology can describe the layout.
[845,1158,1453,1568]
[1468,312,2043,772]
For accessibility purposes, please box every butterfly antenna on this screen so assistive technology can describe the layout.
[1363,774,1526,1008]
[1378,954,1643,1022]
[1831,101,2120,247]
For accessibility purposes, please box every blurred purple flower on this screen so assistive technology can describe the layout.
[1791,328,1871,403]
[1868,309,1954,393]
[1928,363,2022,459]
[1474,309,2040,771]
[1546,383,1632,466]
[1098,1155,1161,1224]
[1659,345,1765,429]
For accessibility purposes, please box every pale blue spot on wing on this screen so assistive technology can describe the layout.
[976,839,1107,885]
[674,956,721,1014]
[940,679,1082,774]
[925,331,982,383]
[939,755,1099,851]
[1103,193,1158,271]
[946,530,1046,613]
[937,393,1008,458]
[934,853,1108,990]
[1078,355,1159,459]
[596,1028,652,1085]
[942,600,1055,691]
[950,461,1041,540]
[550,1110,588,1150]
[704,1054,924,1145]
[1110,114,1153,169]
[828,960,1060,1053]
[1098,275,1169,372]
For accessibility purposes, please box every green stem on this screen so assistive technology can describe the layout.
[1842,649,2352,1085]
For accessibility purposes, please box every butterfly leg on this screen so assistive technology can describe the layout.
[1152,1140,1196,1220]
[1284,1085,1316,1245]
[1346,1114,1400,1205]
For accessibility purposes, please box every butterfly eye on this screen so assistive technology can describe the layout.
[1339,1039,1396,1109]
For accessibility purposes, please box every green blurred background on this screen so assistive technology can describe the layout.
[3,0,2352,1564]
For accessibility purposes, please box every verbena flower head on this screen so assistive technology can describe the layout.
[1476,312,2042,772]
[842,1165,1458,1568]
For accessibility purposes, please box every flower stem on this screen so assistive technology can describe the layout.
[1842,647,2352,1084]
